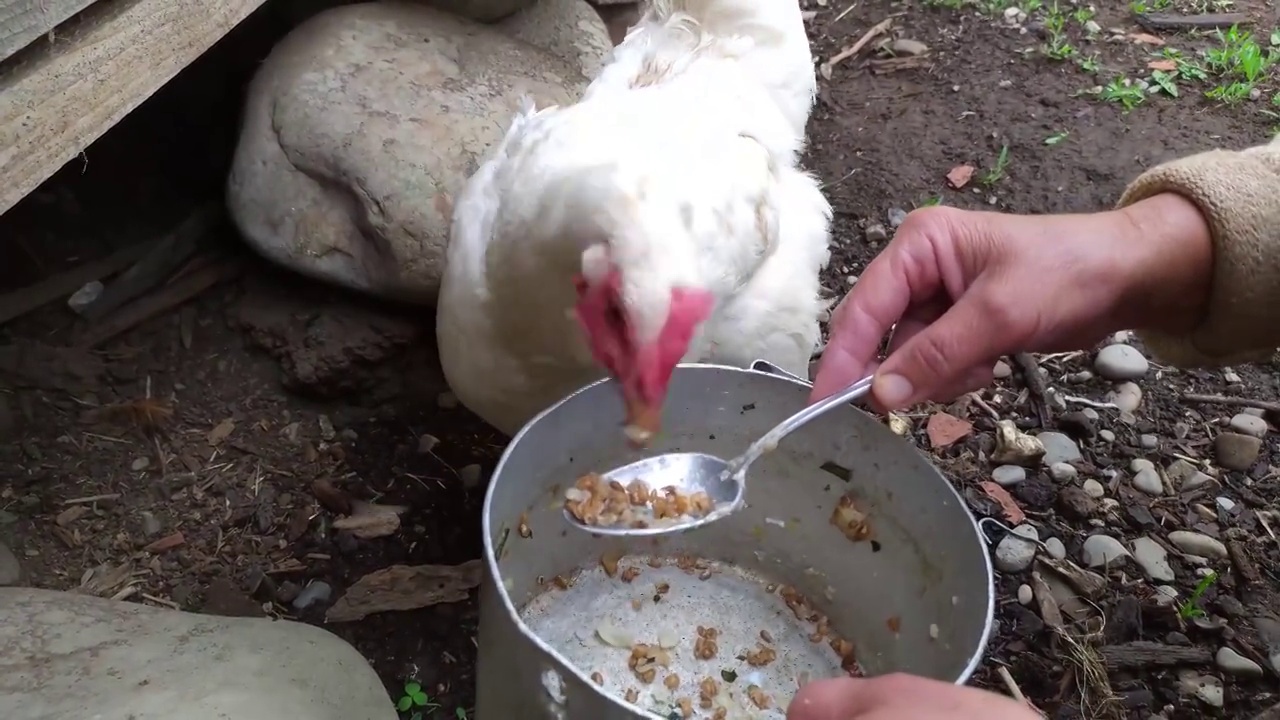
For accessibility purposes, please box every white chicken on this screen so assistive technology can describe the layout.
[436,0,832,441]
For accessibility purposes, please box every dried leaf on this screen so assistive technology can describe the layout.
[207,418,236,445]
[1129,32,1165,46]
[55,505,89,527]
[332,500,408,540]
[945,165,975,189]
[978,481,1026,525]
[325,560,484,622]
[1147,59,1177,71]
[312,478,353,516]
[143,531,185,554]
[926,412,973,448]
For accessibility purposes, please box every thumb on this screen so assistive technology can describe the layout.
[874,284,1019,409]
[786,678,877,720]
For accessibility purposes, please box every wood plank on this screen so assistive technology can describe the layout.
[0,0,270,217]
[0,0,99,64]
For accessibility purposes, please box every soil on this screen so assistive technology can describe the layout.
[1,1,1278,719]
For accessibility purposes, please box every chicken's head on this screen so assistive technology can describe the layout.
[573,245,713,448]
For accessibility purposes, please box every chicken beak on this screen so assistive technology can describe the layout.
[622,399,661,449]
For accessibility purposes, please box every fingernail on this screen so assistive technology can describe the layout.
[874,373,914,409]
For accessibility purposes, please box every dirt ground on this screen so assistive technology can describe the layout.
[1,0,1278,718]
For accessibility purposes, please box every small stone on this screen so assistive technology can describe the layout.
[992,360,1012,379]
[1214,647,1263,677]
[1082,478,1105,498]
[1132,468,1164,496]
[1167,631,1191,646]
[1098,429,1116,442]
[994,524,1040,573]
[140,512,163,537]
[1152,585,1179,608]
[1045,462,1076,482]
[131,456,151,471]
[1216,497,1236,513]
[1223,369,1243,384]
[0,541,20,586]
[1214,432,1262,470]
[437,391,459,409]
[1167,531,1228,559]
[1130,537,1174,582]
[1037,431,1082,465]
[1057,411,1096,440]
[888,38,929,56]
[887,207,908,228]
[418,434,440,454]
[292,581,333,611]
[1043,537,1067,560]
[459,463,485,489]
[1107,382,1143,412]
[992,464,1027,487]
[993,420,1046,466]
[1139,434,1158,450]
[864,224,888,243]
[1228,413,1267,438]
[67,280,105,313]
[318,415,336,441]
[1065,370,1094,383]
[1084,19,1101,34]
[1130,458,1155,473]
[1164,458,1211,491]
[1017,584,1034,605]
[1094,344,1149,380]
[1177,671,1223,708]
[1082,534,1130,568]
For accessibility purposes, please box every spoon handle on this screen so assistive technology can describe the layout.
[726,375,876,477]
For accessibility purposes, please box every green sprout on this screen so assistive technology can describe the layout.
[397,681,440,719]
[1177,571,1219,620]
[981,145,1011,186]
[1044,131,1070,146]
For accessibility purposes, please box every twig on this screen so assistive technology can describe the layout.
[968,392,1001,422]
[1013,352,1051,427]
[1133,11,1251,31]
[1181,393,1280,414]
[1058,394,1118,410]
[824,17,893,68]
[62,493,121,504]
[996,665,1040,715]
[75,257,241,347]
[832,4,857,24]
[0,242,152,326]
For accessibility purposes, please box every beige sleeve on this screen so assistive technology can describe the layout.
[1117,134,1280,367]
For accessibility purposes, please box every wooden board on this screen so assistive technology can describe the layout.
[0,0,99,64]
[0,0,270,217]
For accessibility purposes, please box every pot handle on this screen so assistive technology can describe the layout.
[750,359,809,384]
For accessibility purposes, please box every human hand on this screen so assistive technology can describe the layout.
[810,193,1213,410]
[786,674,1042,720]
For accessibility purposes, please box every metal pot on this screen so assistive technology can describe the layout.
[476,361,994,719]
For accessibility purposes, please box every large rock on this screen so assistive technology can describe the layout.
[0,587,394,720]
[428,0,537,22]
[227,1,606,304]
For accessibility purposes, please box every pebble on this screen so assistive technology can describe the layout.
[887,207,908,228]
[1098,429,1116,442]
[318,414,336,441]
[1178,671,1224,708]
[417,434,440,454]
[1107,382,1143,412]
[992,464,1027,487]
[1082,478,1105,498]
[1167,531,1228,559]
[994,524,1040,573]
[864,224,888,243]
[1037,432,1082,465]
[1215,647,1263,677]
[0,541,20,586]
[1048,462,1078,482]
[1043,537,1066,560]
[1082,534,1130,568]
[1094,344,1149,380]
[1083,19,1101,34]
[1130,458,1155,473]
[131,456,150,471]
[1224,369,1243,384]
[1017,584,1034,605]
[141,511,163,537]
[1228,413,1267,438]
[1152,585,1179,608]
[1065,370,1093,383]
[992,360,1012,379]
[459,464,485,489]
[292,580,333,611]
[1214,432,1262,470]
[1164,458,1212,491]
[1132,468,1165,496]
[1216,497,1236,513]
[1130,536,1175,582]
[1139,433,1158,450]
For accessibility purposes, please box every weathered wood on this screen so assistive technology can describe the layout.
[0,0,99,64]
[1098,641,1211,669]
[0,240,151,325]
[0,0,271,217]
[1134,11,1252,31]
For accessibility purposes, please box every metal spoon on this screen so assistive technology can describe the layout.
[564,375,876,536]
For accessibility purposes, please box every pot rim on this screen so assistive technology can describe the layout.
[481,361,995,713]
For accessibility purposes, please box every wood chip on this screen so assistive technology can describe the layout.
[311,478,354,516]
[55,505,90,526]
[143,531,185,553]
[1097,641,1210,668]
[1128,32,1165,46]
[325,560,484,623]
[207,418,235,445]
[331,500,408,540]
[1147,59,1177,72]
[926,411,972,448]
[945,165,975,189]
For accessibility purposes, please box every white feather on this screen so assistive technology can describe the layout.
[436,0,832,436]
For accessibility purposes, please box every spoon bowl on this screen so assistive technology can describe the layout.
[564,375,875,536]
